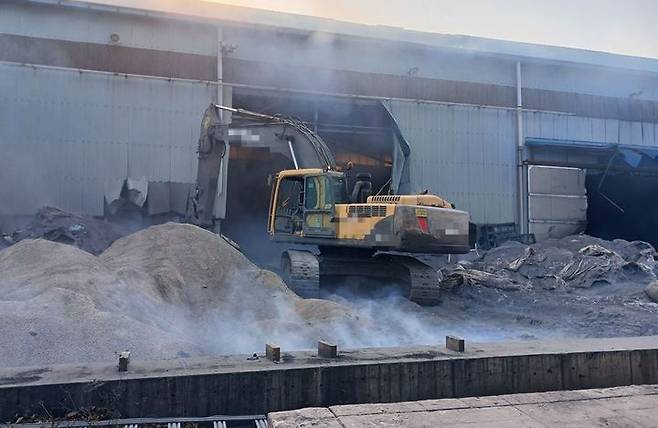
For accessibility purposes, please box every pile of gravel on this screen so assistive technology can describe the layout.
[0,223,363,368]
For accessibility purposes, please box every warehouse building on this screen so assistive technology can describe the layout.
[3,0,658,250]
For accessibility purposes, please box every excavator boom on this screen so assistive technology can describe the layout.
[190,104,337,228]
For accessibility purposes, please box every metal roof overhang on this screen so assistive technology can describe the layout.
[526,138,658,174]
[15,0,658,76]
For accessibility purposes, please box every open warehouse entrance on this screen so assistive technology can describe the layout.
[586,168,658,243]
[526,139,658,247]
[220,90,401,267]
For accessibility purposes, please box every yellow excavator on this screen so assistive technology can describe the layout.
[190,104,470,305]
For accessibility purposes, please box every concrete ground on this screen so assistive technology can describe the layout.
[268,384,658,427]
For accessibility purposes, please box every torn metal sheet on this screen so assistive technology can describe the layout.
[126,177,148,208]
[380,101,411,194]
[104,178,124,208]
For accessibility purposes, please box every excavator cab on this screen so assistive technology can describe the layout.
[269,169,348,239]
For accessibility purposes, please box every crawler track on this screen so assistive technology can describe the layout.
[281,250,320,298]
[283,249,442,305]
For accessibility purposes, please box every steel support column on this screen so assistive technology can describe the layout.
[515,61,528,234]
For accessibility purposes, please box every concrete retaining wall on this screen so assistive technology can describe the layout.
[1,336,657,420]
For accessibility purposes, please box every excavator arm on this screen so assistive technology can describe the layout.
[189,104,337,228]
[189,104,228,228]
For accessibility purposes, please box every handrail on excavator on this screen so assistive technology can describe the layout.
[213,104,281,122]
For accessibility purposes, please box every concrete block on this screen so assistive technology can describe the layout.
[266,344,280,362]
[446,335,465,352]
[318,341,338,358]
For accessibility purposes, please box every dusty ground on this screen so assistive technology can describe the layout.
[1,208,657,368]
[325,236,658,343]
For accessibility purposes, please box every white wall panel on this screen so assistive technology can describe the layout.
[0,63,214,216]
[525,112,658,148]
[387,101,517,224]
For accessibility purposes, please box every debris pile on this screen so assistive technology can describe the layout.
[441,235,657,294]
[3,206,125,255]
[431,234,658,340]
[0,223,363,368]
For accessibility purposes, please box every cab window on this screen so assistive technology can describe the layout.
[305,175,333,210]
[274,177,303,233]
[331,176,349,204]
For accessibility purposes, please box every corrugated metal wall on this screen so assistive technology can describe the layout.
[388,104,658,226]
[387,101,517,224]
[523,111,658,146]
[5,1,658,225]
[0,63,214,216]
[0,2,217,56]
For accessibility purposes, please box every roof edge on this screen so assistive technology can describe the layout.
[19,0,658,75]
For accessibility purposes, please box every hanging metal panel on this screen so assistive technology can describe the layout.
[386,101,517,224]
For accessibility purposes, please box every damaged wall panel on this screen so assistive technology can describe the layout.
[0,62,213,216]
[523,111,658,148]
[385,101,517,224]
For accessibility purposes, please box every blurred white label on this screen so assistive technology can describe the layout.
[228,128,260,142]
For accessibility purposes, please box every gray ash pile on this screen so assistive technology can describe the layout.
[0,238,200,367]
[3,206,125,255]
[0,223,364,368]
